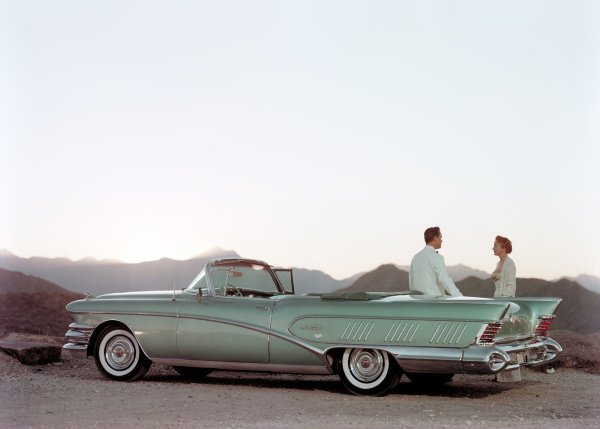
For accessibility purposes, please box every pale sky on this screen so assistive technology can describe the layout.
[1,1,599,280]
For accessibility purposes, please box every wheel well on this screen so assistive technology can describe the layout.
[87,320,131,357]
[325,348,345,374]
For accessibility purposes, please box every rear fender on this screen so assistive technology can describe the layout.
[496,297,562,338]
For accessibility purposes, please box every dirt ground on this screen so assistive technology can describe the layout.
[0,352,599,429]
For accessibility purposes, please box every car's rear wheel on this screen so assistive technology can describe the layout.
[94,326,151,381]
[338,348,400,396]
[173,366,213,380]
[406,372,454,385]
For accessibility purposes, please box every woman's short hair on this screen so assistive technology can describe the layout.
[424,227,441,244]
[495,235,513,254]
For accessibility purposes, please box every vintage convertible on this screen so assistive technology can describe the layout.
[63,258,562,395]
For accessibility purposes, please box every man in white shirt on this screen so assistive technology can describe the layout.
[409,226,463,297]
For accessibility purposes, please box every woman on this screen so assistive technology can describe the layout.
[491,235,516,297]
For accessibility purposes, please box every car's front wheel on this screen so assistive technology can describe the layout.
[94,326,151,381]
[338,348,400,396]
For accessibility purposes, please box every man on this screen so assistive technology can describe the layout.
[409,226,462,296]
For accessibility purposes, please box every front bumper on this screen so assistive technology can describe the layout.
[62,323,94,359]
[387,337,562,375]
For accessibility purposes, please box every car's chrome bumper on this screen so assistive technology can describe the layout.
[62,323,94,359]
[386,337,562,375]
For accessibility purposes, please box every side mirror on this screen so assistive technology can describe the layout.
[197,288,203,302]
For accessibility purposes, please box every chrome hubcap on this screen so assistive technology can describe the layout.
[348,349,384,382]
[105,336,136,370]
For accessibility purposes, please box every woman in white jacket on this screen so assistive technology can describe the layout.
[491,236,516,297]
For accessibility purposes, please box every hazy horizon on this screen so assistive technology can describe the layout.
[2,245,597,283]
[2,1,599,280]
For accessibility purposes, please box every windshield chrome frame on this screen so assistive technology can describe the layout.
[187,258,286,297]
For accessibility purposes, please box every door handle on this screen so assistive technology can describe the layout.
[255,306,270,311]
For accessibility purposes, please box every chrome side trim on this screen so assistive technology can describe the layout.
[67,310,179,318]
[382,322,421,344]
[385,345,465,374]
[291,314,501,324]
[340,321,353,340]
[154,358,333,375]
[430,322,468,345]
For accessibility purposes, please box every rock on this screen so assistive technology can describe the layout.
[0,335,62,365]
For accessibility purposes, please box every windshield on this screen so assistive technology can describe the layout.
[209,261,281,296]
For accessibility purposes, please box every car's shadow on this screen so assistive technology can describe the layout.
[143,369,531,398]
[145,370,348,394]
[392,378,521,398]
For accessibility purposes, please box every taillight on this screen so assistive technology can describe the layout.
[535,316,555,337]
[477,322,502,345]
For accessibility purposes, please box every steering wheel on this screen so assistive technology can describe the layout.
[226,283,244,297]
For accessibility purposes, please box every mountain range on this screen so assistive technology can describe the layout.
[0,248,363,295]
[1,248,598,295]
[0,248,512,296]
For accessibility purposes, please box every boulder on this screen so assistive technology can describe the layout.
[0,333,64,365]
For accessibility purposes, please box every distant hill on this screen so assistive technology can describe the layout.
[565,274,600,294]
[341,267,600,335]
[291,268,358,294]
[0,248,356,296]
[0,248,241,296]
[0,268,84,336]
[340,265,409,292]
[344,264,488,293]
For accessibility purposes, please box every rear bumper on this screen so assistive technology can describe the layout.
[387,337,562,375]
[497,337,562,371]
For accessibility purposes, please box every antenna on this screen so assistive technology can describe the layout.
[171,282,176,302]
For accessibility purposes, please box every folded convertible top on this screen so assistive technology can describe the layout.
[318,291,423,301]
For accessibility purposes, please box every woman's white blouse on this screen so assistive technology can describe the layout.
[493,256,516,297]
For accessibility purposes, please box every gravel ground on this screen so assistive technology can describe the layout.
[0,352,599,429]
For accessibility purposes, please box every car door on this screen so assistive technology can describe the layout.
[176,295,273,363]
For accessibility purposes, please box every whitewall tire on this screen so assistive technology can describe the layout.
[94,326,151,381]
[338,348,400,396]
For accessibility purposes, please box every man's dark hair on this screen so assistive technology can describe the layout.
[424,226,441,244]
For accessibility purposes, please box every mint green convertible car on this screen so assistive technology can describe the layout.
[64,258,562,395]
